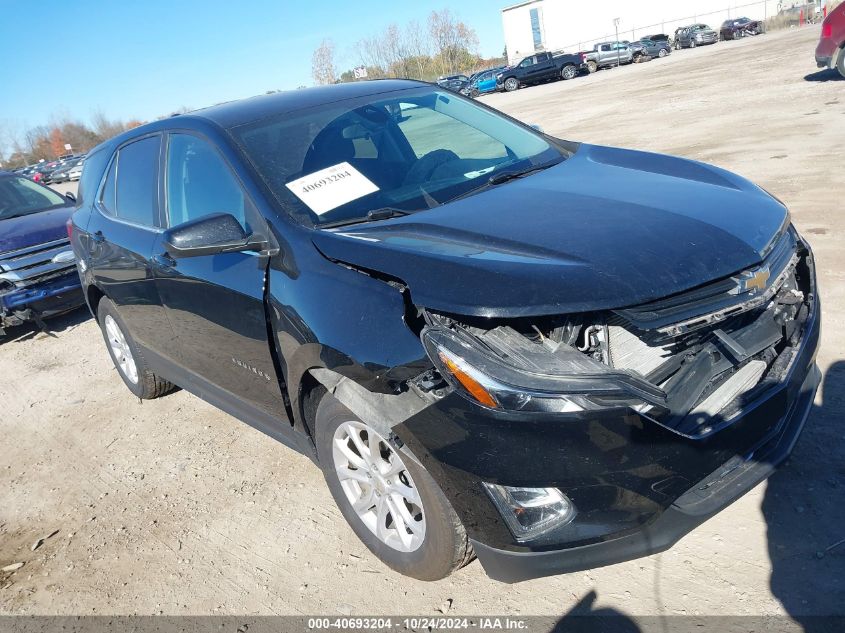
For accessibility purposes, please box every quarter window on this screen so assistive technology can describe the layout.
[100,155,117,216]
[166,134,248,230]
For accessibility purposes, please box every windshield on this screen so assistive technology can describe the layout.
[0,176,67,220]
[231,87,563,227]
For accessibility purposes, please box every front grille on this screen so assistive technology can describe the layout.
[0,238,77,292]
[608,235,812,438]
[614,229,796,336]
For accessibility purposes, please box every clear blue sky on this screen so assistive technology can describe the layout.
[0,0,505,146]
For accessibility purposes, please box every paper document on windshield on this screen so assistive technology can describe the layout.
[286,162,379,215]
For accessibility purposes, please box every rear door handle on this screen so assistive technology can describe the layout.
[152,252,177,268]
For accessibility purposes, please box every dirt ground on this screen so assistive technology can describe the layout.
[2,25,843,622]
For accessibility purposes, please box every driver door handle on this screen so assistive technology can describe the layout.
[152,252,177,268]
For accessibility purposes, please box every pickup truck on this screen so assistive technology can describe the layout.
[582,42,634,73]
[71,79,819,584]
[0,171,84,334]
[496,51,585,91]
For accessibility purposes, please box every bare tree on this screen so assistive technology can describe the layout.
[404,20,433,79]
[91,109,127,142]
[355,34,389,77]
[428,9,479,76]
[312,39,338,85]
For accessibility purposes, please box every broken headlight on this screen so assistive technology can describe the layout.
[422,326,666,413]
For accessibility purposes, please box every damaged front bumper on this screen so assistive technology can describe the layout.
[0,271,84,333]
[469,360,819,582]
[394,233,820,582]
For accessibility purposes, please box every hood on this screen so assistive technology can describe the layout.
[0,205,73,255]
[311,144,788,318]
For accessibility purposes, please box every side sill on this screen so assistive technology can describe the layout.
[142,346,316,461]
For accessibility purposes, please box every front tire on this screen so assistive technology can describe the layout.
[503,77,519,92]
[97,298,176,399]
[689,39,697,48]
[315,395,473,581]
[658,48,668,58]
[585,60,598,73]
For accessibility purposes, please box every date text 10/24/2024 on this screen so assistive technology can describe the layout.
[306,617,529,630]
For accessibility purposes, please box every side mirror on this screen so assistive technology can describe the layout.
[163,213,269,258]
[65,192,76,202]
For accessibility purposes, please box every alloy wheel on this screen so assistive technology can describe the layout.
[504,78,518,91]
[104,315,138,384]
[332,420,426,553]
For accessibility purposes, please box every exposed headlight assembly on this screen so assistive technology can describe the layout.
[422,326,666,413]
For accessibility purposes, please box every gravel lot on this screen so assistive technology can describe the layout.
[1,25,843,622]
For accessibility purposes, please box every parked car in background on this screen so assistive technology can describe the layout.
[582,42,634,72]
[462,68,502,98]
[638,37,672,58]
[34,161,60,184]
[68,159,85,181]
[644,33,671,44]
[816,2,845,78]
[50,156,86,184]
[70,80,819,584]
[622,40,652,62]
[720,17,763,40]
[0,171,83,334]
[677,24,719,48]
[436,74,470,93]
[496,51,585,91]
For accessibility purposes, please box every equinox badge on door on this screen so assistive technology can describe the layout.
[232,357,273,381]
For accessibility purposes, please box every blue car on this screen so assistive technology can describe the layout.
[463,68,502,98]
[0,171,85,334]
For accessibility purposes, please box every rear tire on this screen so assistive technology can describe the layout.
[838,48,845,80]
[97,298,176,400]
[561,64,577,80]
[503,77,519,92]
[315,395,473,581]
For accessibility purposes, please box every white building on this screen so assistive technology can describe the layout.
[501,0,791,64]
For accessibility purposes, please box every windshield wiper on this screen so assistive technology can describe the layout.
[451,159,563,203]
[319,207,410,230]
[488,163,557,185]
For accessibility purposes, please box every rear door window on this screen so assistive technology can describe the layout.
[114,136,161,227]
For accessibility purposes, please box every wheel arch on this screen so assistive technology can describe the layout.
[86,284,106,322]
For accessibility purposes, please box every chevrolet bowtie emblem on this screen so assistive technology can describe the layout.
[739,267,771,293]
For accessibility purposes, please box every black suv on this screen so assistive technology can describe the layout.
[71,80,820,583]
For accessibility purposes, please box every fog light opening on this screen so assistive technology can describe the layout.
[483,484,576,541]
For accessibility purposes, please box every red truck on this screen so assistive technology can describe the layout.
[815,3,845,77]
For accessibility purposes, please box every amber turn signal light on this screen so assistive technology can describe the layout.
[438,351,499,409]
